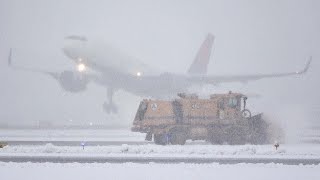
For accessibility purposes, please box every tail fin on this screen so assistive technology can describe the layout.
[187,33,215,75]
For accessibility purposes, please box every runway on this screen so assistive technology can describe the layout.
[5,140,150,146]
[1,129,320,165]
[0,155,319,165]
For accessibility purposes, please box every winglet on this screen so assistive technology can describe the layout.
[8,48,12,66]
[296,56,312,74]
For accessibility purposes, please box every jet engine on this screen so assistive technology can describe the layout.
[58,71,88,92]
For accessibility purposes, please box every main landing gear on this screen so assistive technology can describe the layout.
[102,88,118,113]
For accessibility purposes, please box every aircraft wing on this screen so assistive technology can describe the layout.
[7,49,60,79]
[188,57,312,84]
[7,48,100,83]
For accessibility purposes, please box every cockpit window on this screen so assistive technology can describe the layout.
[228,98,238,108]
[65,35,87,42]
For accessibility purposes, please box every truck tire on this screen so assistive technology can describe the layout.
[170,132,187,145]
[208,126,225,145]
[209,136,224,145]
[154,134,167,145]
[145,132,152,141]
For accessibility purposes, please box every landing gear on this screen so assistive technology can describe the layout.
[102,88,118,113]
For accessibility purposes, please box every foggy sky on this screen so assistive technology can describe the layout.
[0,0,319,127]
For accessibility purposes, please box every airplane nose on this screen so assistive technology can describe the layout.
[62,46,73,59]
[62,43,76,60]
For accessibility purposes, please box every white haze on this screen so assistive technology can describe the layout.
[0,0,319,140]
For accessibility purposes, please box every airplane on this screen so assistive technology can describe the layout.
[8,33,312,113]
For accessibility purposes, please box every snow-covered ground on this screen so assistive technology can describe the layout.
[1,143,320,159]
[0,129,145,142]
[0,162,319,180]
[1,129,320,159]
[1,127,319,143]
[1,129,320,179]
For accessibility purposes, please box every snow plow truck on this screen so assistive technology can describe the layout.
[131,91,282,145]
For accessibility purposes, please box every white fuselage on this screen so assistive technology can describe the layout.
[63,37,160,77]
[62,37,189,98]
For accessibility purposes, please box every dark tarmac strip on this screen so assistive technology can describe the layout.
[0,156,319,165]
[5,141,150,146]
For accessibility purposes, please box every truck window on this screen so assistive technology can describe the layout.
[228,98,238,108]
[140,102,147,111]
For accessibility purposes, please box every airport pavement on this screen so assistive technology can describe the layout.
[0,155,319,165]
[4,140,150,146]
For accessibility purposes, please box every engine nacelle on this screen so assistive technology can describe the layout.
[58,71,88,92]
